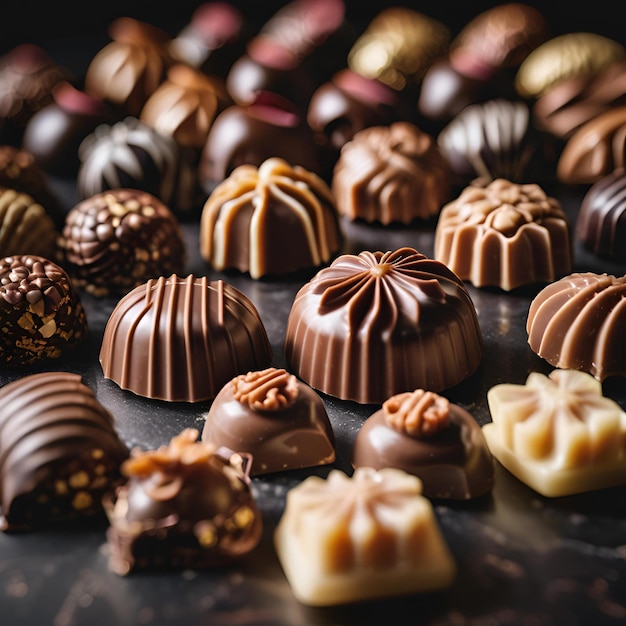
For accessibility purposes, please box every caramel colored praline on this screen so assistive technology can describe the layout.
[434,178,571,291]
[484,369,626,497]
[0,372,129,531]
[200,157,342,279]
[274,466,456,606]
[202,367,335,475]
[352,389,494,500]
[526,272,626,382]
[105,428,262,575]
[284,247,483,404]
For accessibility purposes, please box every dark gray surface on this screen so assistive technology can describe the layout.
[2,179,626,626]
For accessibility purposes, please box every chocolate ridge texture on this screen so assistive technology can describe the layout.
[526,272,626,381]
[352,388,494,500]
[202,367,336,475]
[0,371,129,531]
[100,275,272,402]
[484,369,626,497]
[284,247,483,404]
[434,178,571,291]
[200,157,342,278]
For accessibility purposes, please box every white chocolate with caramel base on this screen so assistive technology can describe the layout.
[483,369,626,497]
[273,467,456,606]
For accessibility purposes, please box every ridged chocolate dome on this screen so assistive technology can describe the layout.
[284,247,483,404]
[100,275,272,402]
[527,272,626,381]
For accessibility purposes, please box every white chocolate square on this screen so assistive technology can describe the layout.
[483,369,626,497]
[273,467,456,606]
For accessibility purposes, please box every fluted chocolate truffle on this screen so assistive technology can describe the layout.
[105,428,262,575]
[434,179,571,291]
[61,189,186,297]
[352,389,494,500]
[437,99,555,187]
[556,106,626,185]
[77,117,197,213]
[198,94,322,192]
[527,272,626,381]
[0,371,129,531]
[0,187,60,260]
[576,168,626,262]
[0,255,87,366]
[203,367,335,475]
[0,44,69,145]
[22,82,114,177]
[332,122,452,224]
[284,247,483,404]
[100,275,272,402]
[200,158,341,279]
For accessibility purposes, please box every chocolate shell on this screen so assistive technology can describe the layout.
[556,106,626,185]
[0,371,129,531]
[332,121,452,224]
[61,188,186,297]
[284,247,483,404]
[527,272,626,381]
[352,389,494,500]
[203,367,335,475]
[105,428,262,575]
[434,179,571,291]
[100,275,272,402]
[0,255,87,366]
[576,168,626,262]
[200,157,341,278]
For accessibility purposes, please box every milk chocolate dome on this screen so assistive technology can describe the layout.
[100,275,272,402]
[284,247,483,404]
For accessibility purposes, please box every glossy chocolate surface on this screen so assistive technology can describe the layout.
[203,367,335,475]
[100,276,272,402]
[0,371,128,531]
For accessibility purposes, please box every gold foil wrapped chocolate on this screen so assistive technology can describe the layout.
[347,7,449,91]
[515,32,626,99]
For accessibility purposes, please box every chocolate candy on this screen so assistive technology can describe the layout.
[284,247,483,404]
[0,371,129,531]
[0,255,87,366]
[347,7,449,94]
[77,117,197,214]
[168,2,250,78]
[274,467,456,606]
[0,186,61,260]
[576,168,626,262]
[484,369,626,497]
[0,44,70,145]
[332,121,452,224]
[437,99,556,187]
[527,272,626,381]
[556,106,626,185]
[200,157,341,278]
[140,64,231,152]
[352,389,494,500]
[515,32,626,100]
[61,188,186,297]
[307,69,410,159]
[22,81,114,177]
[105,428,262,575]
[202,367,335,475]
[100,276,272,402]
[198,94,322,192]
[434,179,571,291]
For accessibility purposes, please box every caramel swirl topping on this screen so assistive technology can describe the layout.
[383,389,450,438]
[233,367,299,411]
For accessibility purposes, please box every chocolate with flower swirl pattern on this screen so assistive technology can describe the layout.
[203,367,335,476]
[284,247,482,404]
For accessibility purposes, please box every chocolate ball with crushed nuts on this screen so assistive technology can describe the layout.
[61,188,186,297]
